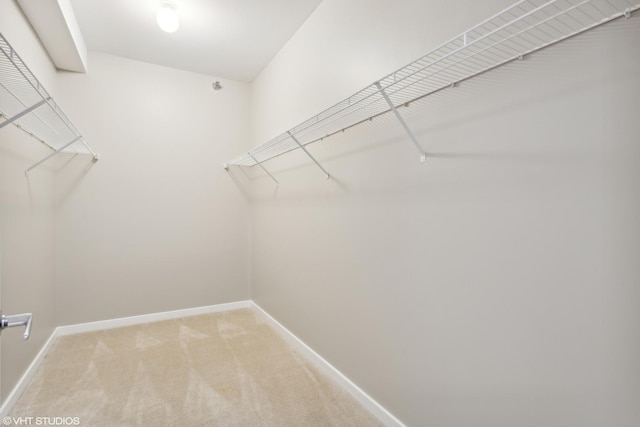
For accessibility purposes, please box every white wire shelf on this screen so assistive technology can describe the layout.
[225,0,639,180]
[0,33,98,175]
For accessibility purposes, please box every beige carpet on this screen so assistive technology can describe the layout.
[10,308,381,426]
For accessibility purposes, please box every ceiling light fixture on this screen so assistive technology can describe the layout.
[212,81,223,91]
[157,2,179,33]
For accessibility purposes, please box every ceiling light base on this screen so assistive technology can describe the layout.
[157,2,179,33]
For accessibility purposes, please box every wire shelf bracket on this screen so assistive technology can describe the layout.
[250,153,279,185]
[0,33,98,176]
[287,131,331,180]
[225,0,639,181]
[375,81,426,163]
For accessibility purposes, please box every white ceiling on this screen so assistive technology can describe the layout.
[68,0,322,82]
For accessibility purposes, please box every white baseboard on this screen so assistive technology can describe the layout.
[250,301,406,427]
[56,300,251,336]
[1,300,404,427]
[0,328,58,418]
[0,300,251,417]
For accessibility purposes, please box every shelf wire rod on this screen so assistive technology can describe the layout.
[470,21,531,51]
[1,119,59,151]
[401,0,625,102]
[246,92,359,162]
[591,1,618,18]
[606,0,626,9]
[470,33,521,59]
[269,89,439,165]
[247,121,308,159]
[0,40,51,107]
[380,0,594,102]
[288,70,454,145]
[459,47,513,70]
[242,49,517,167]
[519,15,557,39]
[538,5,574,32]
[587,2,610,17]
[376,0,562,96]
[375,82,426,163]
[244,2,637,167]
[0,89,77,153]
[509,18,550,45]
[304,94,396,133]
[232,20,536,169]
[243,89,393,160]
[287,131,330,180]
[1,34,88,152]
[418,51,499,80]
[13,102,76,150]
[573,5,597,24]
[291,6,614,162]
[1,89,75,150]
[31,99,84,150]
[415,51,501,82]
[0,98,49,129]
[279,1,567,147]
[290,99,389,144]
[229,0,637,168]
[580,1,602,21]
[252,140,293,164]
[558,2,589,27]
[249,153,279,185]
[25,136,81,176]
[291,56,480,140]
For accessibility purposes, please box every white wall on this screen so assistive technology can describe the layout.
[55,52,252,325]
[246,1,640,426]
[0,0,59,400]
[1,0,252,403]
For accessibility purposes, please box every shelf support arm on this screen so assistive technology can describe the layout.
[0,98,50,130]
[375,82,426,163]
[287,131,330,180]
[25,136,81,176]
[78,139,99,160]
[249,153,279,186]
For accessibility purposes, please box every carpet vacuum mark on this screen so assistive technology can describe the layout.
[10,309,382,426]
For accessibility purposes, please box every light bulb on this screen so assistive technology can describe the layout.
[157,2,179,33]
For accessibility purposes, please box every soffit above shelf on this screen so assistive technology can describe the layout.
[17,0,88,73]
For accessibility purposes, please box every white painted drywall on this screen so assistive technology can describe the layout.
[55,52,252,325]
[0,0,59,401]
[1,0,252,398]
[246,1,640,426]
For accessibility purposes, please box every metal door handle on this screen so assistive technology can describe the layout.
[0,313,33,340]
